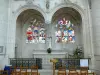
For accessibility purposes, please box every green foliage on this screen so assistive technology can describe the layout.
[73,47,84,58]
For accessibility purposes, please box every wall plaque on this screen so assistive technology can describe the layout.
[0,46,5,54]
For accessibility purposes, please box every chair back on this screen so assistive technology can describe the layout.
[80,67,88,75]
[31,65,38,75]
[20,66,28,75]
[58,66,66,75]
[10,66,16,74]
[0,70,8,75]
[69,66,76,72]
[58,66,66,71]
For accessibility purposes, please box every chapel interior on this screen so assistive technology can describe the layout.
[0,0,100,75]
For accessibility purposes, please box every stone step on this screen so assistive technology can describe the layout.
[42,63,52,69]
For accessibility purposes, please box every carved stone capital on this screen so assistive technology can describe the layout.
[25,0,34,5]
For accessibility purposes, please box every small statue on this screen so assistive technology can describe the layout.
[46,0,49,9]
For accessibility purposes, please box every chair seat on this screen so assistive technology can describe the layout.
[0,70,8,75]
[27,72,40,75]
[20,71,27,75]
[11,72,20,75]
[69,71,77,73]
[31,65,39,75]
[68,72,78,75]
[58,71,66,73]
[58,71,66,75]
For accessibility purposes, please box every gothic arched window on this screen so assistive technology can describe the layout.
[55,18,75,43]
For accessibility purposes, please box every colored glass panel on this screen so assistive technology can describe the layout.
[55,18,75,43]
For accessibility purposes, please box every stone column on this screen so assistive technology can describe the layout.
[45,21,52,49]
[91,0,100,72]
[0,0,8,54]
[0,0,9,69]
[6,0,15,58]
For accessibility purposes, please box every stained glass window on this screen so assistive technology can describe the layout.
[55,18,75,43]
[26,20,46,43]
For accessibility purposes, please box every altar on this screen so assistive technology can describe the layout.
[33,51,68,69]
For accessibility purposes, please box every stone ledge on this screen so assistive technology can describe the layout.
[33,52,67,55]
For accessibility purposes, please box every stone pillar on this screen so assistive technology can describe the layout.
[0,0,8,56]
[0,0,9,69]
[6,0,15,58]
[82,0,95,70]
[91,0,100,72]
[91,0,100,56]
[45,21,51,49]
[0,0,8,50]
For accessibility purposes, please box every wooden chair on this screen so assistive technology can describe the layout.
[0,70,8,75]
[68,66,78,75]
[20,66,28,75]
[58,66,66,75]
[11,66,20,75]
[31,65,39,75]
[69,66,76,72]
[80,67,88,75]
[10,66,16,75]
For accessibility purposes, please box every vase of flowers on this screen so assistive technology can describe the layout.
[47,48,52,53]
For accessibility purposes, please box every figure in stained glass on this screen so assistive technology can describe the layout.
[55,29,62,43]
[26,26,33,43]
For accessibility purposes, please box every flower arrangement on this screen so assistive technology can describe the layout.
[47,48,52,53]
[73,47,84,58]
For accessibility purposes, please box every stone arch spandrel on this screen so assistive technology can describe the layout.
[14,5,47,23]
[49,3,85,23]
